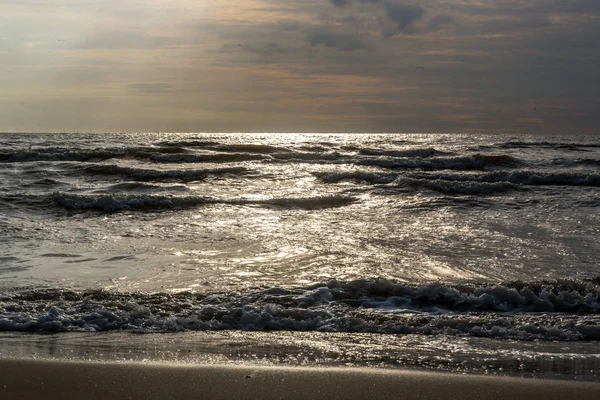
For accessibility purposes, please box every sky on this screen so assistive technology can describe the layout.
[0,0,598,133]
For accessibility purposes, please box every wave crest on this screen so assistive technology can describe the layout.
[358,154,519,171]
[53,193,215,212]
[51,193,357,212]
[394,177,517,195]
[410,170,600,187]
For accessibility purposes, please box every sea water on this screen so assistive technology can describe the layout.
[1,133,599,379]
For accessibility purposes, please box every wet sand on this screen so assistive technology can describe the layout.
[1,359,598,400]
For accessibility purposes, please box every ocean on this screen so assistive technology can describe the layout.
[1,132,599,380]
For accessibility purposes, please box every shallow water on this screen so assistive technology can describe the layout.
[1,133,599,378]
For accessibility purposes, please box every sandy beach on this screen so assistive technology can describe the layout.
[1,359,598,400]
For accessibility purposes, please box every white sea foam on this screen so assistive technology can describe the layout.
[1,278,599,339]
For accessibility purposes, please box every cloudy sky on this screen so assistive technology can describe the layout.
[1,0,598,133]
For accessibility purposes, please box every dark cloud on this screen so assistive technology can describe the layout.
[381,2,425,36]
[306,27,367,51]
[327,0,428,37]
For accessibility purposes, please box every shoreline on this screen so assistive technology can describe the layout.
[1,358,599,400]
[2,331,600,382]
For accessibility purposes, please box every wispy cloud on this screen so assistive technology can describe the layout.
[129,83,176,94]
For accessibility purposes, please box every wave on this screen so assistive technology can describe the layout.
[105,182,190,192]
[210,144,291,154]
[1,278,599,340]
[0,145,268,165]
[148,153,266,163]
[270,151,342,162]
[22,178,65,188]
[53,193,217,212]
[273,153,520,171]
[157,140,219,147]
[0,146,190,163]
[0,148,122,162]
[357,147,445,158]
[316,167,600,197]
[481,154,522,167]
[299,145,333,152]
[52,193,357,212]
[158,141,288,154]
[0,146,272,165]
[262,195,356,209]
[388,170,600,195]
[552,158,600,167]
[394,177,517,195]
[82,164,249,182]
[408,170,600,187]
[358,154,520,171]
[313,171,398,184]
[496,141,600,151]
[339,142,418,151]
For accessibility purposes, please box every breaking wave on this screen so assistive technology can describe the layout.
[1,278,599,340]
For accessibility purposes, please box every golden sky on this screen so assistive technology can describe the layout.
[1,0,598,133]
